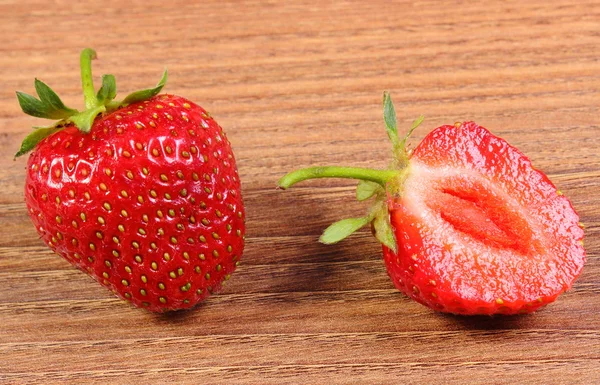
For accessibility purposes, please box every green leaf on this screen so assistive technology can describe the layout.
[15,124,64,158]
[400,115,425,148]
[16,80,77,120]
[383,91,398,147]
[34,79,78,118]
[69,105,106,133]
[372,210,397,253]
[96,74,117,104]
[356,180,383,201]
[319,216,371,244]
[121,68,168,106]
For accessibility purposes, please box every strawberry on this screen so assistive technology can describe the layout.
[17,48,245,312]
[278,93,585,315]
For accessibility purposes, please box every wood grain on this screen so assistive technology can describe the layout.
[1,0,599,384]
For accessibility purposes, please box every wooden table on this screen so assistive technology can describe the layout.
[1,1,599,384]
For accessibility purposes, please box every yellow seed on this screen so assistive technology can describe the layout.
[215,210,222,218]
[142,214,149,223]
[121,209,129,217]
[202,218,210,226]
[84,192,91,200]
[160,174,168,182]
[135,255,143,263]
[138,228,146,235]
[213,250,219,258]
[183,252,190,260]
[118,224,125,232]
[496,298,505,305]
[151,262,158,270]
[140,289,147,296]
[138,196,144,203]
[99,183,107,191]
[177,268,184,276]
[125,266,132,273]
[142,167,149,175]
[216,264,222,272]
[150,190,158,198]
[205,273,211,280]
[195,266,201,273]
[112,250,119,258]
[212,233,220,239]
[72,220,79,229]
[168,209,176,217]
[150,242,157,249]
[158,283,165,290]
[199,253,205,260]
[199,235,207,243]
[132,241,140,249]
[166,146,173,153]
[141,275,148,283]
[89,243,96,251]
[170,237,177,244]
[121,279,129,286]
[103,272,109,279]
[126,171,134,180]
[121,190,129,198]
[123,150,131,158]
[152,148,160,156]
[159,297,167,304]
[169,271,176,279]
[156,210,164,218]
[164,193,172,200]
[97,216,105,224]
[55,216,62,224]
[104,168,112,177]
[227,245,233,253]
[163,252,171,261]
[105,260,112,267]
[103,202,112,211]
[135,142,143,150]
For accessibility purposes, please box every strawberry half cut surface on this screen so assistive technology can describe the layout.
[278,93,585,316]
[17,49,245,312]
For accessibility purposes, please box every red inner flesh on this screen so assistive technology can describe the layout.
[425,175,537,256]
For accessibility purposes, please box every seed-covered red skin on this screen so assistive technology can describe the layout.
[383,122,585,315]
[25,94,245,312]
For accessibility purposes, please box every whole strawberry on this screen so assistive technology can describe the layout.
[17,48,245,312]
[279,93,585,315]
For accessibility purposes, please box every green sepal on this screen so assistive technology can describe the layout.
[16,79,77,120]
[400,114,425,150]
[372,207,397,253]
[120,69,168,106]
[320,216,371,244]
[15,123,64,158]
[383,91,398,148]
[356,180,383,201]
[69,105,106,133]
[96,74,117,104]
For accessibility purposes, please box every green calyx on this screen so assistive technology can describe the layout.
[15,48,168,158]
[277,92,424,252]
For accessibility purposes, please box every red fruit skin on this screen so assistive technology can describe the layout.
[24,94,245,312]
[383,122,585,315]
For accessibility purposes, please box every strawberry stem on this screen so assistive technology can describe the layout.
[278,166,400,189]
[80,48,99,109]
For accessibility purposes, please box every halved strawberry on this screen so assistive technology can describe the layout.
[278,93,585,315]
